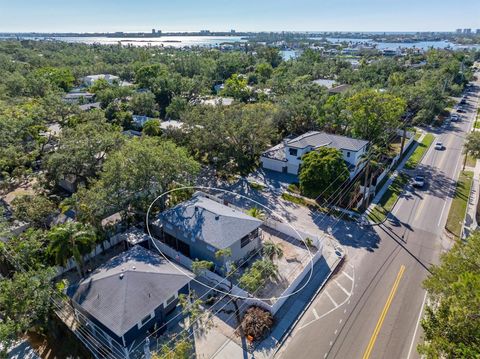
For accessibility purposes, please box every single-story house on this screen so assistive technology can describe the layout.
[83,74,120,87]
[312,78,351,94]
[160,120,184,131]
[260,131,370,178]
[132,115,153,129]
[67,245,193,348]
[79,102,101,112]
[153,192,262,270]
[63,92,95,104]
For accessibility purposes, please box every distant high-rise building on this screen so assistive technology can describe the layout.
[231,29,236,34]
[456,29,462,33]
[152,29,156,34]
[476,29,480,34]
[463,28,472,34]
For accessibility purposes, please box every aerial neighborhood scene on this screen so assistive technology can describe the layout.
[1,1,480,358]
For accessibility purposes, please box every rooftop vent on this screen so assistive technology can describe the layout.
[119,273,124,279]
[132,266,136,270]
[215,215,220,220]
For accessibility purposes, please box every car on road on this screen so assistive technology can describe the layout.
[435,142,444,150]
[412,175,426,188]
[450,114,460,122]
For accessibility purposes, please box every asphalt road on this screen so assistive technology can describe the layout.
[278,74,480,359]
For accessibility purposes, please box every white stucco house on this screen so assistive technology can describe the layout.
[83,74,120,87]
[260,131,370,178]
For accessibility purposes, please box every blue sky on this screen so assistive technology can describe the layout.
[1,0,479,33]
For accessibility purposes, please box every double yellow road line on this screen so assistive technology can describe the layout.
[362,265,406,359]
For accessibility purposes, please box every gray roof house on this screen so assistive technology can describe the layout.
[260,131,369,178]
[67,245,192,348]
[153,192,262,270]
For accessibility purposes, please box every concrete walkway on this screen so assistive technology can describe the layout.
[364,131,426,219]
[196,242,344,359]
[462,159,480,238]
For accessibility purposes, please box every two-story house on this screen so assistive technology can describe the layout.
[152,192,263,271]
[260,131,370,178]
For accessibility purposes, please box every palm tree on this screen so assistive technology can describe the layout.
[262,241,284,261]
[47,222,97,277]
[246,207,265,220]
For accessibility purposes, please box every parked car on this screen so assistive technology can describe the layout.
[412,175,425,188]
[451,114,460,122]
[435,142,444,150]
[457,108,466,113]
[460,98,467,105]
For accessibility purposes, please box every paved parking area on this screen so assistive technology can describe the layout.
[297,262,354,330]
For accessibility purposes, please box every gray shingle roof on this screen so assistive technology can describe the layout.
[159,194,262,249]
[67,245,192,337]
[286,131,369,152]
[261,142,287,161]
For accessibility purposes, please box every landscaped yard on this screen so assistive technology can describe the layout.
[445,171,474,239]
[281,192,320,209]
[404,133,435,170]
[368,173,409,223]
[466,154,477,168]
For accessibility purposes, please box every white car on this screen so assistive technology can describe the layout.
[450,114,459,122]
[435,142,444,150]
[412,175,425,188]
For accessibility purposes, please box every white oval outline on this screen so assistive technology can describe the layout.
[145,186,315,301]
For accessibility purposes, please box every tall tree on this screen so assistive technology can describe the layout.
[45,117,124,187]
[463,131,480,170]
[419,231,480,358]
[347,89,406,145]
[299,147,350,199]
[0,268,56,355]
[77,137,200,224]
[47,222,97,277]
[11,194,56,229]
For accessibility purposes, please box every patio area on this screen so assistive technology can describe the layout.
[255,225,318,302]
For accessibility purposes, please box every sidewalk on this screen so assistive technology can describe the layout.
[363,131,426,222]
[462,159,480,238]
[196,241,344,359]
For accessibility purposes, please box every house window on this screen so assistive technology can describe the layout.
[241,235,251,248]
[138,312,154,329]
[346,152,351,158]
[289,148,298,156]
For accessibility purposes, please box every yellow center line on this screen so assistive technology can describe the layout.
[362,265,406,359]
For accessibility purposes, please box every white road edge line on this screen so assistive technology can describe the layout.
[325,290,339,307]
[334,279,350,296]
[342,271,353,281]
[437,201,448,227]
[407,291,428,359]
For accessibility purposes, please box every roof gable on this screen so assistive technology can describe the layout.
[67,245,192,337]
[159,194,262,249]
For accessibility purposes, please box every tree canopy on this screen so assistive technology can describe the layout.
[419,231,480,358]
[299,147,350,199]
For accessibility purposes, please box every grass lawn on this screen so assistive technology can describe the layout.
[474,121,480,129]
[466,154,477,168]
[445,171,474,239]
[281,192,320,209]
[368,174,409,223]
[404,133,435,170]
